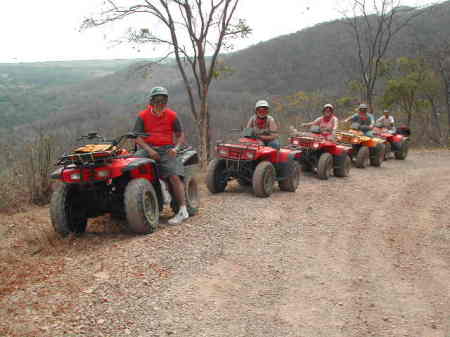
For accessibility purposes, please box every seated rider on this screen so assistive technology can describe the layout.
[301,103,338,140]
[343,103,375,136]
[376,109,396,133]
[133,86,189,225]
[246,100,280,149]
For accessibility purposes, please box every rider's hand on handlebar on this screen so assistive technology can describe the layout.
[147,148,161,161]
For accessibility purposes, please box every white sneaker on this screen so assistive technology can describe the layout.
[168,208,189,225]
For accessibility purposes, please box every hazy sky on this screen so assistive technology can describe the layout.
[0,0,435,63]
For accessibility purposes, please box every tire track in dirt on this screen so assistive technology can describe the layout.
[346,167,450,337]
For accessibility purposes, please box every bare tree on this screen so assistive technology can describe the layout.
[341,0,425,111]
[81,0,250,165]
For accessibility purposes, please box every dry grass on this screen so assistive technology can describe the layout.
[0,209,127,300]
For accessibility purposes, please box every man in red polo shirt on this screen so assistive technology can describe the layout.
[133,86,188,225]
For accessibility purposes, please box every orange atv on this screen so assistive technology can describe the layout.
[336,128,385,168]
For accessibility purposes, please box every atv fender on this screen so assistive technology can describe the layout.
[274,149,299,163]
[122,158,156,173]
[392,135,404,143]
[179,150,199,166]
[51,167,63,179]
[327,145,350,156]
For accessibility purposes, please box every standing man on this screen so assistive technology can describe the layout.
[344,103,375,136]
[246,100,280,149]
[133,86,188,225]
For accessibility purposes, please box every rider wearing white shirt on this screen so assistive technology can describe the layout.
[376,110,395,133]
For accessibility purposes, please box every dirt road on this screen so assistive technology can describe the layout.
[1,150,449,337]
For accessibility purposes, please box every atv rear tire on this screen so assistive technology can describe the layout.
[370,143,385,167]
[279,161,300,192]
[333,154,351,177]
[50,184,88,237]
[171,176,199,216]
[395,140,409,160]
[355,146,370,168]
[317,152,333,180]
[253,161,275,197]
[125,178,159,234]
[206,159,227,193]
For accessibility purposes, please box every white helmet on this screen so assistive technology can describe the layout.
[323,103,334,111]
[358,103,369,110]
[255,100,270,110]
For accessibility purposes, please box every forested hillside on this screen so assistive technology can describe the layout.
[0,59,155,129]
[2,2,449,138]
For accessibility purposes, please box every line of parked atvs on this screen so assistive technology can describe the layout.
[48,124,409,237]
[206,124,410,198]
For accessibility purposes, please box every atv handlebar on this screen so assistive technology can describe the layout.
[77,132,106,141]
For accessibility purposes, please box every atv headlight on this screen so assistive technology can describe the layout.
[352,138,359,144]
[96,170,110,178]
[293,140,299,145]
[70,173,81,180]
[244,151,255,160]
[312,142,320,149]
[218,147,228,156]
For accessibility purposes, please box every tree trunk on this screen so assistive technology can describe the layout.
[429,98,442,145]
[198,89,210,168]
[407,111,412,127]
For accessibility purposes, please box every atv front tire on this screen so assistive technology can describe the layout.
[395,140,409,160]
[355,146,370,168]
[333,154,351,177]
[206,159,227,193]
[125,178,159,234]
[279,161,300,192]
[253,161,275,197]
[50,184,88,237]
[317,152,333,180]
[370,143,385,167]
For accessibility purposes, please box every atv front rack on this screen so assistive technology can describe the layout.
[57,150,117,166]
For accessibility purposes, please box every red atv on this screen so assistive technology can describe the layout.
[206,128,301,197]
[50,132,199,236]
[373,125,410,160]
[287,127,352,180]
